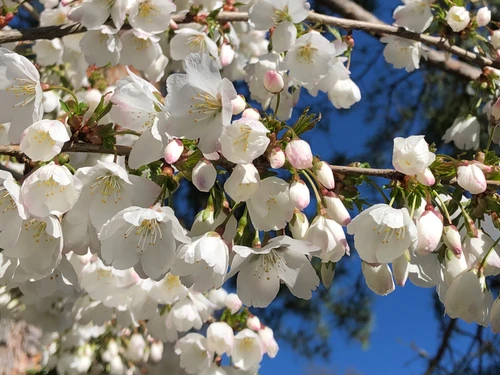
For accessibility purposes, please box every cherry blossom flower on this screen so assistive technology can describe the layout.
[444,271,493,327]
[224,163,260,203]
[20,119,70,162]
[443,116,480,150]
[446,6,470,32]
[129,0,176,35]
[247,177,294,231]
[166,53,237,154]
[347,204,418,264]
[21,162,82,218]
[99,205,190,280]
[173,232,229,292]
[228,236,320,308]
[250,0,310,52]
[170,28,218,61]
[219,118,270,164]
[0,48,43,143]
[393,0,433,33]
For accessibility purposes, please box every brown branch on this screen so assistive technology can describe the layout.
[0,10,496,74]
[0,143,499,187]
[317,0,483,80]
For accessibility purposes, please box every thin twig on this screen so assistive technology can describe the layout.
[0,10,497,72]
[0,143,498,186]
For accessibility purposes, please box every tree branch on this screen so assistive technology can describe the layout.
[317,0,483,81]
[0,10,495,74]
[0,143,499,187]
[424,319,457,375]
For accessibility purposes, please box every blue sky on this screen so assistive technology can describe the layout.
[261,2,473,374]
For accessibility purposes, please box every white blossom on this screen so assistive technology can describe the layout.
[443,116,480,150]
[20,120,70,162]
[0,48,43,143]
[228,236,320,308]
[347,204,418,263]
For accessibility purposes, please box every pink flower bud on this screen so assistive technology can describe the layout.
[220,44,235,67]
[246,316,262,331]
[269,147,285,169]
[150,342,163,363]
[164,139,183,164]
[258,327,279,358]
[241,108,260,120]
[443,225,462,257]
[285,139,313,169]
[492,30,500,49]
[416,208,443,254]
[289,180,310,210]
[231,95,246,115]
[225,293,242,314]
[477,7,491,27]
[315,161,335,189]
[192,160,217,192]
[457,163,487,194]
[491,97,500,119]
[416,167,435,186]
[323,193,351,226]
[263,70,285,94]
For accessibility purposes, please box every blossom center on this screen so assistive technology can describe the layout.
[165,274,182,290]
[296,43,317,64]
[233,126,252,151]
[6,78,37,107]
[138,1,159,17]
[34,130,55,146]
[188,34,207,50]
[125,219,163,251]
[0,188,15,214]
[188,93,223,123]
[254,250,284,281]
[272,6,291,24]
[90,173,122,204]
[24,219,50,243]
[373,224,406,244]
[38,177,65,197]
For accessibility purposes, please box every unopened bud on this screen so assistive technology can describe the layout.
[269,146,285,169]
[220,44,235,67]
[241,108,260,120]
[416,208,443,254]
[323,193,351,226]
[477,7,491,27]
[231,95,246,115]
[315,161,335,189]
[225,293,242,314]
[263,70,284,94]
[289,211,309,240]
[285,139,313,169]
[321,262,335,289]
[164,138,183,164]
[492,30,500,49]
[457,163,487,195]
[416,167,435,186]
[443,225,462,257]
[289,180,310,210]
[246,316,262,331]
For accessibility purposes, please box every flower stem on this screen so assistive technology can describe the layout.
[301,169,323,214]
[47,85,79,106]
[478,235,500,273]
[365,178,389,204]
[432,190,452,224]
[274,93,281,119]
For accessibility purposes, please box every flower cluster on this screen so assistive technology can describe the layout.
[0,0,498,373]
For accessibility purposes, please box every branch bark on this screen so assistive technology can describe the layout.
[0,10,495,75]
[0,143,499,187]
[317,0,483,81]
